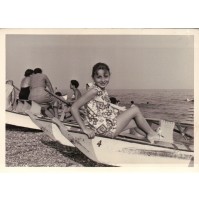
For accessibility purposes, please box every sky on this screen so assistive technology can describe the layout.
[6,34,194,90]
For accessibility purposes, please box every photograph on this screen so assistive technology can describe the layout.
[2,29,197,168]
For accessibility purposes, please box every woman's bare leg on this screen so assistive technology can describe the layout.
[60,106,71,121]
[44,108,54,118]
[113,105,158,141]
[132,127,147,137]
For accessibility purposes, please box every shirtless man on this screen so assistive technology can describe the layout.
[60,80,82,121]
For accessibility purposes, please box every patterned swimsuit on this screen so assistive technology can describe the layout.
[85,85,119,137]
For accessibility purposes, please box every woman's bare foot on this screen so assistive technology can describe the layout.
[147,131,160,144]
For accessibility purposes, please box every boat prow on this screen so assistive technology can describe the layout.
[25,110,74,147]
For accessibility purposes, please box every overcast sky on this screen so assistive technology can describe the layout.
[6,34,194,90]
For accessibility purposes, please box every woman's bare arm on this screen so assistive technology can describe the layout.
[45,75,54,93]
[71,88,97,136]
[110,103,126,111]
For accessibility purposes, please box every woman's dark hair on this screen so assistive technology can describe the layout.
[34,68,42,74]
[55,92,62,96]
[92,62,110,78]
[71,80,79,88]
[24,69,34,77]
[110,97,117,104]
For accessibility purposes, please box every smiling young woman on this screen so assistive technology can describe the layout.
[58,62,161,143]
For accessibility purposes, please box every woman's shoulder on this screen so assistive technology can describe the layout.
[25,76,31,81]
[88,85,103,95]
[85,83,103,97]
[21,76,29,84]
[81,87,98,101]
[39,73,49,81]
[40,73,48,78]
[87,86,98,95]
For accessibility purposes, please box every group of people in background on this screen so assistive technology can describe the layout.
[6,62,161,143]
[6,67,82,121]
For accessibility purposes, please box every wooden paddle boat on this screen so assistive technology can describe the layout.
[5,86,194,167]
[6,101,194,167]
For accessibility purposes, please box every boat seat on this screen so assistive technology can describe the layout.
[157,120,175,143]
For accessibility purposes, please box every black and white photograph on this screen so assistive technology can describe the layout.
[2,29,198,168]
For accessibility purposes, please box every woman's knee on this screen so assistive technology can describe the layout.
[129,105,140,114]
[111,132,118,139]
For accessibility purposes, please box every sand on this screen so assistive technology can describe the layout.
[6,125,111,167]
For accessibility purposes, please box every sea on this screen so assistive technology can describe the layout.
[107,89,194,124]
[59,88,194,124]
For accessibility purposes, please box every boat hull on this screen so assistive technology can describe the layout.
[6,110,74,147]
[6,110,194,167]
[6,110,41,130]
[54,122,194,167]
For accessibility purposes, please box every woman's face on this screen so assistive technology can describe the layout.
[93,69,110,89]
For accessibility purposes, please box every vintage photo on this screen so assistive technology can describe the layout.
[2,29,198,168]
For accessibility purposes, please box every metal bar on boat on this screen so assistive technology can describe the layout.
[12,84,20,91]
[45,89,71,106]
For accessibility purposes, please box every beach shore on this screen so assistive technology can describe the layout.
[6,125,111,167]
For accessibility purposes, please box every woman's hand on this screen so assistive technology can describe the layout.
[110,103,126,111]
[83,127,96,139]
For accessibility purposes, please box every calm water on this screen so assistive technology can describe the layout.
[108,89,194,124]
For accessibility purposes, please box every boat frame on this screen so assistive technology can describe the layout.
[6,110,194,167]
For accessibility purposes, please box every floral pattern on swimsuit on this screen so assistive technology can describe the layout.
[85,85,119,137]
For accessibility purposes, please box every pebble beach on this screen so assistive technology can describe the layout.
[6,125,111,167]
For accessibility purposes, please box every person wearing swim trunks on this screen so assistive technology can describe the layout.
[29,68,58,118]
[59,80,82,121]
[19,69,34,100]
